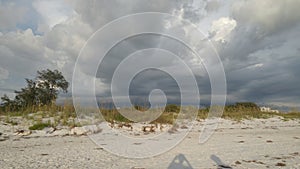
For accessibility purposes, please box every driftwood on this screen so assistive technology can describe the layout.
[142,125,155,133]
[109,121,133,130]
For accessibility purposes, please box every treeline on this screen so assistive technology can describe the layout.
[198,102,261,119]
[0,69,69,112]
[199,102,260,113]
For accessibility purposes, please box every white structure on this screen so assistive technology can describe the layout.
[260,106,279,113]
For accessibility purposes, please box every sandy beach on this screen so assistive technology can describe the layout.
[1,117,299,169]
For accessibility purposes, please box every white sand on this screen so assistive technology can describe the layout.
[0,117,299,168]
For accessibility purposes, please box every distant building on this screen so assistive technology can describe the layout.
[260,106,279,113]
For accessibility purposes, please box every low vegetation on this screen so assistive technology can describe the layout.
[198,102,300,121]
[0,69,68,112]
[29,122,51,130]
[0,69,299,126]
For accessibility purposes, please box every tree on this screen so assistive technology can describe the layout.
[0,69,69,111]
[1,94,12,107]
[14,79,38,107]
[35,69,69,105]
[235,102,260,111]
[0,94,17,111]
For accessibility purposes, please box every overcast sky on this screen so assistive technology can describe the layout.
[0,0,299,108]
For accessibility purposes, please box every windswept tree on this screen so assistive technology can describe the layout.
[14,79,38,107]
[35,69,69,105]
[1,69,69,111]
[0,94,17,111]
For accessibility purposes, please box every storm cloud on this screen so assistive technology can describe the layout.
[0,0,299,108]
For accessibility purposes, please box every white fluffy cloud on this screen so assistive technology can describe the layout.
[210,17,236,42]
[33,0,74,32]
[0,29,46,74]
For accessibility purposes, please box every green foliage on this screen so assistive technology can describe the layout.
[198,108,208,119]
[36,69,69,105]
[164,104,180,113]
[29,122,51,130]
[225,102,260,112]
[199,102,262,120]
[100,104,180,124]
[133,105,149,112]
[101,108,131,123]
[236,102,260,110]
[280,112,300,120]
[198,102,300,121]
[0,94,19,112]
[113,112,129,122]
[0,69,69,112]
[153,112,175,124]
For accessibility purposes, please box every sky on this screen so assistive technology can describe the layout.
[0,0,299,109]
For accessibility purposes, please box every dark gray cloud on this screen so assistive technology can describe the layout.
[0,0,299,109]
[215,0,300,105]
[128,69,181,105]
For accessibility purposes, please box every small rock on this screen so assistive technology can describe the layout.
[43,127,56,134]
[168,127,178,134]
[134,133,140,136]
[70,127,87,136]
[14,129,31,136]
[235,161,241,165]
[52,129,69,136]
[84,125,102,134]
[180,125,188,129]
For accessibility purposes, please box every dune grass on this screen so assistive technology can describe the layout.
[198,109,300,121]
[1,102,299,126]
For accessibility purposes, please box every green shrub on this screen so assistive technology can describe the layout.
[281,112,300,120]
[29,122,51,130]
[164,104,180,113]
[197,110,208,119]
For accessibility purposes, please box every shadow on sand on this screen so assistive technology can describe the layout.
[167,154,194,169]
[210,155,232,169]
